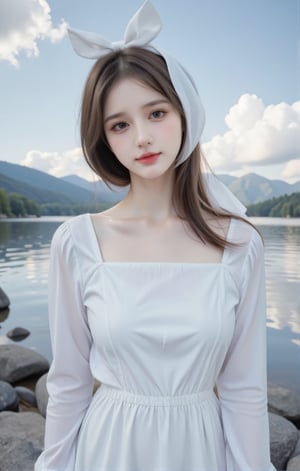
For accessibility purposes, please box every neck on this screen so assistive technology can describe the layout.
[119,171,177,223]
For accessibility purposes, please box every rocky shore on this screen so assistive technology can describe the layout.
[0,343,299,471]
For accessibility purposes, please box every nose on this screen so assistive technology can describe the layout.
[135,121,153,147]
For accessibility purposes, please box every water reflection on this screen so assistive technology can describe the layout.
[0,219,62,362]
[0,220,61,284]
[261,225,300,341]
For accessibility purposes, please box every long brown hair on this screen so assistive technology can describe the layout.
[80,47,250,249]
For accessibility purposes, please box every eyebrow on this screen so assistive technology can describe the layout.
[104,99,170,124]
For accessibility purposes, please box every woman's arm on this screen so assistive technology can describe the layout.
[35,222,94,471]
[217,228,276,471]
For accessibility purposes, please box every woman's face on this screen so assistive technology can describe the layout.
[103,77,182,180]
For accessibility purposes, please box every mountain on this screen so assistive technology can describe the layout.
[0,172,72,204]
[0,161,99,205]
[62,174,93,191]
[65,172,300,206]
[1,160,299,207]
[218,173,299,205]
[62,174,129,204]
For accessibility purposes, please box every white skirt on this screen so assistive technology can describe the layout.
[74,384,226,471]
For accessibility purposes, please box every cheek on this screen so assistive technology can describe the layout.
[161,117,182,146]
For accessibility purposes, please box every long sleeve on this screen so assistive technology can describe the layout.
[217,228,276,471]
[35,222,94,471]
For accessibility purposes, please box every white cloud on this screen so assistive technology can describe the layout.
[282,159,300,183]
[21,148,96,181]
[0,0,67,66]
[203,94,300,175]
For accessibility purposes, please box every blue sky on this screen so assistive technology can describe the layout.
[0,0,299,182]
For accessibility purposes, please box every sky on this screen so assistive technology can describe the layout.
[0,0,299,183]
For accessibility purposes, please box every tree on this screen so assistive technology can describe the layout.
[0,188,10,215]
[8,193,26,216]
[247,192,300,217]
[19,195,41,216]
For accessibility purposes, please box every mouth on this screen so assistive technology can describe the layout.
[136,152,161,164]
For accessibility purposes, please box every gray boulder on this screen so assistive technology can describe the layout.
[269,412,298,470]
[0,287,10,310]
[287,454,300,471]
[15,386,37,408]
[0,344,49,383]
[0,411,45,471]
[290,432,300,459]
[268,383,300,423]
[35,373,48,417]
[0,381,19,411]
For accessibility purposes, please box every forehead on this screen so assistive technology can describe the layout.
[104,77,167,115]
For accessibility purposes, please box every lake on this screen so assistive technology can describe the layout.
[0,216,299,394]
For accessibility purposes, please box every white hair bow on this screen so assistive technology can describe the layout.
[68,1,161,59]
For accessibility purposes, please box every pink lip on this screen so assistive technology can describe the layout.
[137,152,160,164]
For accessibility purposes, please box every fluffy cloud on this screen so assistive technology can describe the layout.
[203,94,300,175]
[21,148,96,181]
[282,159,300,183]
[0,0,67,66]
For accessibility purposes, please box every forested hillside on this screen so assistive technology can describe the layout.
[247,192,300,217]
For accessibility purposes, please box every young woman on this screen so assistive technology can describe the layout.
[35,2,275,470]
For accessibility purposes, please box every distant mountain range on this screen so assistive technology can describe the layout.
[217,173,300,206]
[0,160,299,207]
[0,161,127,205]
[63,171,300,206]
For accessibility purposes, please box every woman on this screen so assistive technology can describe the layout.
[35,2,275,470]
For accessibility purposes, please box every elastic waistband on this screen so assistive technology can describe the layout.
[97,384,215,407]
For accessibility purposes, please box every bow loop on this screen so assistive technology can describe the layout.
[123,1,161,47]
[67,29,114,59]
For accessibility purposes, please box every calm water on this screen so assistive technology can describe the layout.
[0,217,299,394]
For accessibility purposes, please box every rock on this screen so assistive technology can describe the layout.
[14,386,37,408]
[0,307,9,322]
[269,412,298,470]
[290,432,300,458]
[287,454,300,471]
[0,344,49,383]
[268,383,300,424]
[0,411,45,471]
[7,326,30,341]
[0,287,10,310]
[0,381,19,412]
[35,373,48,417]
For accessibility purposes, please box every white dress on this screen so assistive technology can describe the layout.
[35,213,275,471]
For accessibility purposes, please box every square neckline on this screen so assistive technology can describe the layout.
[86,213,235,266]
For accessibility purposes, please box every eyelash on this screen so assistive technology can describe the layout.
[110,110,167,132]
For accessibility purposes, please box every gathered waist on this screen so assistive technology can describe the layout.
[97,384,216,407]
